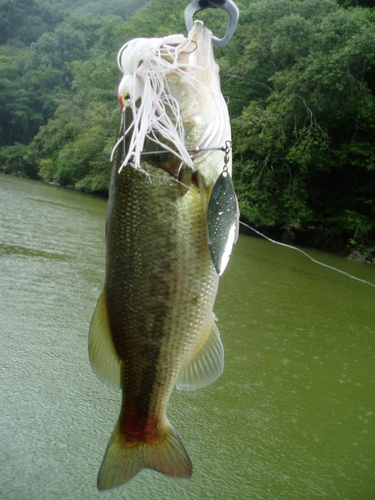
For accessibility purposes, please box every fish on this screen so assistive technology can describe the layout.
[88,21,238,491]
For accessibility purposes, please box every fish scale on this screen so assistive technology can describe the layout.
[90,160,220,489]
[89,21,234,490]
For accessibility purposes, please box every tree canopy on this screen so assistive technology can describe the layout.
[0,0,374,257]
[43,0,145,18]
[222,0,375,255]
[0,0,66,46]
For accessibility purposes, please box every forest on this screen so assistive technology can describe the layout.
[1,0,375,258]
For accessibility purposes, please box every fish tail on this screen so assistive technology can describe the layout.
[97,420,192,491]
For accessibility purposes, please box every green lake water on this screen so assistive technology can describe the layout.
[1,174,374,499]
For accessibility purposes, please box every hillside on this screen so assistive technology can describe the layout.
[0,0,375,258]
[43,0,149,18]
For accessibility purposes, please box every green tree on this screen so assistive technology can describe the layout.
[0,142,37,177]
[29,52,120,192]
[26,24,89,71]
[225,0,375,254]
[3,0,374,255]
[27,0,190,192]
[73,0,147,18]
[0,0,65,46]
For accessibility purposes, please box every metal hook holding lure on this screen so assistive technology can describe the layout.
[184,0,239,49]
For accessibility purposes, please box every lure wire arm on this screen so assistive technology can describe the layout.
[184,0,239,49]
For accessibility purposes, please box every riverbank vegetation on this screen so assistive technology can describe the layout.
[1,0,375,258]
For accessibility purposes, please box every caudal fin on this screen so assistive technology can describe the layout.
[97,420,192,491]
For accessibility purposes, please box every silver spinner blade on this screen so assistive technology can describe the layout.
[207,171,238,275]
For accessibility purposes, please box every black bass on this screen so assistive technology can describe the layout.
[89,21,237,491]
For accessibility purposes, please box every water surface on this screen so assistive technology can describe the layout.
[1,175,374,499]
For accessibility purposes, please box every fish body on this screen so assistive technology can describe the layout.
[89,22,234,490]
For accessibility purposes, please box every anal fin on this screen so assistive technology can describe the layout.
[176,316,224,391]
[89,291,122,389]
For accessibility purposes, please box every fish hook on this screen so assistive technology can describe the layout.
[184,0,239,49]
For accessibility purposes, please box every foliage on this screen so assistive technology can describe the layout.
[43,0,145,18]
[26,24,89,72]
[0,142,37,177]
[73,0,146,18]
[337,0,375,8]
[221,0,375,254]
[0,0,66,46]
[0,0,375,254]
[28,55,120,192]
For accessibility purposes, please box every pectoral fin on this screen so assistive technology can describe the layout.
[176,316,224,391]
[89,292,122,389]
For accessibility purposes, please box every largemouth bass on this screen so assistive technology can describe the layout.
[89,21,237,491]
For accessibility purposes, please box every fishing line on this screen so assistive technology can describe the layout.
[113,139,375,289]
[239,221,375,289]
[114,39,374,288]
[113,155,375,289]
